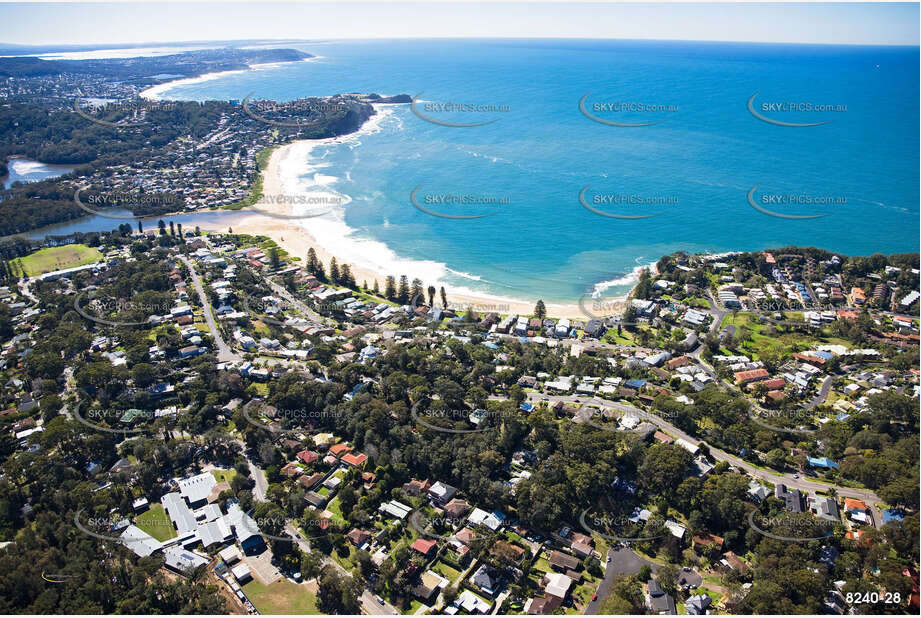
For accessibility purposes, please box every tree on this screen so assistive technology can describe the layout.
[638,443,693,495]
[307,247,320,274]
[384,276,396,300]
[427,285,436,307]
[410,278,424,304]
[397,276,410,304]
[329,257,340,284]
[269,247,280,270]
[440,286,448,309]
[316,567,363,614]
[534,299,546,319]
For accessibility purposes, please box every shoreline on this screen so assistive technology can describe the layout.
[124,57,636,320]
[139,57,322,100]
[199,128,634,321]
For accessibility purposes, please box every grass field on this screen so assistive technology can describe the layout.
[212,468,236,483]
[14,244,102,276]
[135,503,176,542]
[242,579,319,614]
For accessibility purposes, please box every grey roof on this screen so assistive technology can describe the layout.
[685,594,711,615]
[162,492,198,534]
[163,546,208,573]
[177,472,217,505]
[811,496,840,522]
[198,518,233,547]
[120,524,162,557]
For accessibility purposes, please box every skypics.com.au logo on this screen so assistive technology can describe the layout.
[747,510,836,542]
[411,93,509,127]
[410,186,508,220]
[74,187,184,220]
[74,292,174,327]
[245,193,342,221]
[747,185,847,220]
[579,94,678,127]
[409,511,465,539]
[410,401,519,434]
[73,97,180,128]
[72,403,157,435]
[578,185,677,220]
[410,292,510,325]
[241,94,352,128]
[747,92,845,128]
[579,508,669,542]
[240,400,344,435]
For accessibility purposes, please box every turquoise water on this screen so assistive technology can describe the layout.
[155,39,919,303]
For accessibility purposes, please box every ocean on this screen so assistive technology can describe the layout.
[148,39,919,304]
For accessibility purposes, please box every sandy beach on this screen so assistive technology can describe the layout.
[137,59,631,322]
[203,138,618,321]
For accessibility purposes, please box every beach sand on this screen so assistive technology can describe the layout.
[195,126,626,322]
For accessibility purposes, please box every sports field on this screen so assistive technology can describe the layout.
[13,245,102,276]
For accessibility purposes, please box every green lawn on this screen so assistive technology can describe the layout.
[432,560,461,582]
[14,244,102,276]
[326,497,346,525]
[242,579,319,614]
[135,503,176,542]
[212,468,237,483]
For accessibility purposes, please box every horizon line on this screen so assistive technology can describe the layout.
[2,35,919,49]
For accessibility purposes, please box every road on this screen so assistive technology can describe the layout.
[801,375,834,410]
[180,255,241,363]
[584,547,658,614]
[361,590,399,615]
[234,439,268,502]
[526,391,882,514]
[265,277,333,327]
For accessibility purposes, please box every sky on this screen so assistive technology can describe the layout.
[0,2,917,47]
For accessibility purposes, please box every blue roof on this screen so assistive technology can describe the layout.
[518,337,530,343]
[520,402,535,412]
[883,509,905,523]
[482,342,499,349]
[807,456,839,469]
[836,413,851,422]
[625,379,646,389]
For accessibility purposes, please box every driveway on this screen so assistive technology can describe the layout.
[584,547,658,614]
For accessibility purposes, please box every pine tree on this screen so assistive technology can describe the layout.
[397,275,410,304]
[373,280,380,296]
[427,285,436,307]
[535,300,546,319]
[138,220,143,233]
[169,221,175,236]
[384,276,397,300]
[307,247,319,274]
[329,258,340,284]
[411,278,424,305]
[440,286,448,309]
[341,264,355,288]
